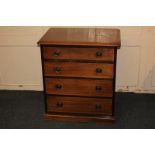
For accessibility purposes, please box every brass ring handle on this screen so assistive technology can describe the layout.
[96,86,102,91]
[96,68,102,73]
[56,102,63,107]
[96,51,102,57]
[96,104,102,110]
[53,50,60,56]
[54,67,61,73]
[55,84,62,90]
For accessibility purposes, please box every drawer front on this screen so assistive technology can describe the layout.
[47,96,112,115]
[43,47,114,62]
[45,78,113,97]
[44,62,113,79]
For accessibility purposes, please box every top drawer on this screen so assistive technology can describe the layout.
[42,46,114,62]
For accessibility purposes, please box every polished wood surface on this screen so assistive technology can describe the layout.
[44,61,113,79]
[39,28,121,123]
[38,28,121,47]
[45,78,113,97]
[44,113,115,123]
[47,95,112,115]
[43,46,114,62]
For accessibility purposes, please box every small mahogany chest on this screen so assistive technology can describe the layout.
[38,28,121,123]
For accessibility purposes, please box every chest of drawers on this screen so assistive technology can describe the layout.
[38,28,121,123]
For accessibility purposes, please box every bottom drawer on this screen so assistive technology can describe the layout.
[47,96,112,115]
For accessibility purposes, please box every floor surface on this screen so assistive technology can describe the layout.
[0,90,155,129]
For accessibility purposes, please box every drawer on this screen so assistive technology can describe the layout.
[45,78,113,97]
[44,62,113,79]
[43,47,114,62]
[47,96,112,115]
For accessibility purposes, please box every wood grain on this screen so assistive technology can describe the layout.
[45,78,113,97]
[39,28,121,123]
[43,46,114,62]
[38,28,121,47]
[44,61,113,79]
[44,113,115,123]
[47,95,112,115]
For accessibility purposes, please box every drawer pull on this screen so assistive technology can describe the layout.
[56,102,63,107]
[54,67,61,73]
[96,86,102,91]
[55,84,62,90]
[53,50,60,56]
[96,51,102,57]
[96,104,102,110]
[96,68,102,73]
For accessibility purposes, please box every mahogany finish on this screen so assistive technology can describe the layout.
[44,114,115,123]
[38,28,121,47]
[47,96,112,115]
[44,61,113,79]
[43,46,114,62]
[45,78,113,97]
[38,28,121,123]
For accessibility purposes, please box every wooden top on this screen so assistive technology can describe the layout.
[38,28,121,48]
